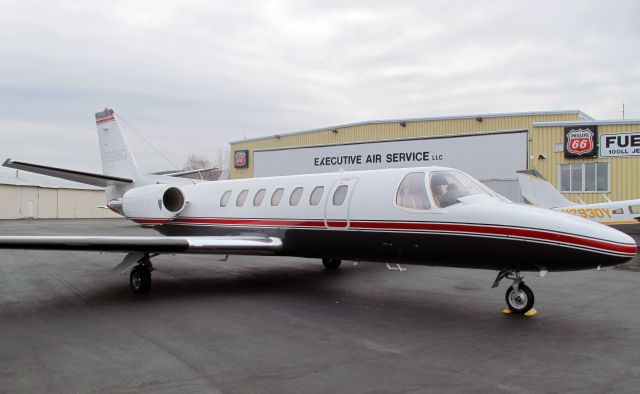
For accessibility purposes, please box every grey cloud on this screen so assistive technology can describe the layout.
[1,0,639,172]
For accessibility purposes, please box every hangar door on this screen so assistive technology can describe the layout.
[253,131,528,185]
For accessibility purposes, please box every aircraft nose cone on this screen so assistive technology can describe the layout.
[561,217,637,264]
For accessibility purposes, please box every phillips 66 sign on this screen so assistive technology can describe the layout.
[234,150,249,168]
[564,126,597,158]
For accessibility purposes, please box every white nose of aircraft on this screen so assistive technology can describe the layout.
[463,201,637,271]
[559,213,637,261]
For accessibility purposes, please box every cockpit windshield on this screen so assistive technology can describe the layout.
[430,171,491,208]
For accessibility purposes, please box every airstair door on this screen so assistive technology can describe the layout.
[324,177,358,229]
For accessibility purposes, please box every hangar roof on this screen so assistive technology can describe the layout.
[231,109,594,144]
[533,119,640,127]
[0,170,101,190]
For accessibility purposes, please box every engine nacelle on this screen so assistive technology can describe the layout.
[121,184,186,224]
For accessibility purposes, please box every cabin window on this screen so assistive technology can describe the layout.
[236,189,249,207]
[612,208,624,214]
[253,189,266,206]
[396,172,430,210]
[430,171,489,208]
[220,190,232,207]
[629,205,640,214]
[559,163,609,193]
[309,186,324,206]
[271,188,284,206]
[332,185,348,205]
[289,187,304,206]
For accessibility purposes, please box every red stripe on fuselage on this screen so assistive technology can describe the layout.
[166,217,636,255]
[348,220,636,255]
[96,116,115,124]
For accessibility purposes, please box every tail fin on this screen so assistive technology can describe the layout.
[516,169,575,209]
[4,108,197,203]
[95,109,142,181]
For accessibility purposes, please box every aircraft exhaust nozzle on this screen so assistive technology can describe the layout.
[121,184,187,224]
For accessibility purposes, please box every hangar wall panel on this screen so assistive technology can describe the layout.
[0,186,21,219]
[253,131,528,181]
[0,187,119,219]
[531,123,640,202]
[482,179,524,203]
[231,112,581,179]
[58,189,92,218]
[37,188,58,219]
[90,190,118,218]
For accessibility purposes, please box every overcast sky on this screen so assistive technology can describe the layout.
[1,0,638,173]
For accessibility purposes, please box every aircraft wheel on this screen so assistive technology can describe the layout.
[505,282,534,314]
[322,257,342,270]
[130,265,151,294]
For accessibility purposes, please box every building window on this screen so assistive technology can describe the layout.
[559,163,609,192]
[309,186,324,206]
[271,188,284,206]
[220,190,232,207]
[289,187,303,206]
[253,189,266,206]
[236,189,249,207]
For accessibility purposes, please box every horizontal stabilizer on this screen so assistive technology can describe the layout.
[154,167,220,178]
[0,235,282,255]
[3,159,133,187]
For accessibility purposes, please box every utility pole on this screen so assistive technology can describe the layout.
[622,103,625,119]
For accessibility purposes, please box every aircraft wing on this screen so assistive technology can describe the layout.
[3,159,133,187]
[0,235,283,255]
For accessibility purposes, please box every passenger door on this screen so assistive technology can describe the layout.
[324,177,358,229]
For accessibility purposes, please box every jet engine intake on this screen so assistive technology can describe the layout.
[121,184,186,221]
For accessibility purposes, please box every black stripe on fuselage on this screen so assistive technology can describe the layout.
[154,223,632,271]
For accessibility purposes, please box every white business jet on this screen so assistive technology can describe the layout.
[1,109,636,314]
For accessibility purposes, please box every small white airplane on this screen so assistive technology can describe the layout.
[0,109,636,315]
[517,169,640,234]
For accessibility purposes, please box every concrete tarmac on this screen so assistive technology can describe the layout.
[1,219,640,393]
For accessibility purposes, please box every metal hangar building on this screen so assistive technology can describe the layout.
[229,110,640,203]
[0,171,119,220]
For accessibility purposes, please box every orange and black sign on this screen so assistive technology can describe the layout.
[564,126,597,158]
[234,150,249,168]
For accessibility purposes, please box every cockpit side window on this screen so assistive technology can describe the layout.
[430,171,489,208]
[396,172,430,210]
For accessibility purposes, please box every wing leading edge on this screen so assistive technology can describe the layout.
[0,236,283,255]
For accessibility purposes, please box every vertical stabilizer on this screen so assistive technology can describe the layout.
[516,170,575,208]
[95,109,141,180]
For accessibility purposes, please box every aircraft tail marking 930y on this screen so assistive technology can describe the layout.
[1,108,636,314]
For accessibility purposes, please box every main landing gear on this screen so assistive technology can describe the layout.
[129,253,154,294]
[493,270,535,314]
[322,257,342,270]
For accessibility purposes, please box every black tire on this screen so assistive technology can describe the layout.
[322,257,342,270]
[505,282,535,314]
[130,265,151,294]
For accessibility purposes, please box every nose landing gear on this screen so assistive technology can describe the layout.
[493,270,536,314]
[505,282,535,314]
